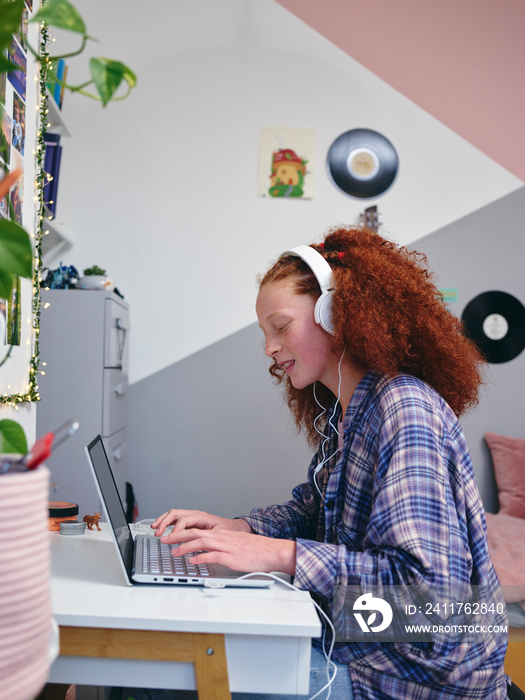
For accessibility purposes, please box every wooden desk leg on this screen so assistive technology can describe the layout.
[59,627,231,700]
[192,633,230,700]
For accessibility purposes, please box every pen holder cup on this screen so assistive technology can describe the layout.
[0,466,52,700]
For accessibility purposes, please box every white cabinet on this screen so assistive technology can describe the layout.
[36,289,130,517]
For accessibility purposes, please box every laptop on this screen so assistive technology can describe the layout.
[85,435,273,588]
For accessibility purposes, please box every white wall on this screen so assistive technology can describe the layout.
[51,0,521,386]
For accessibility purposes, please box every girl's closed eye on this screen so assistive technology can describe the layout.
[277,321,291,332]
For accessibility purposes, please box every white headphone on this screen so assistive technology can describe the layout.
[282,245,335,335]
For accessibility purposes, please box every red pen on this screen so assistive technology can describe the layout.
[0,419,79,474]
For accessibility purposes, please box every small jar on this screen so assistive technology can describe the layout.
[59,521,86,536]
[48,501,79,531]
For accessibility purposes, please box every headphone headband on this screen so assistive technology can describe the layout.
[282,245,334,293]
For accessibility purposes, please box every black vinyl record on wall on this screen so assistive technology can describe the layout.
[461,290,525,364]
[326,128,398,198]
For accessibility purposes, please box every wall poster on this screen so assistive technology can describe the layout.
[258,126,315,199]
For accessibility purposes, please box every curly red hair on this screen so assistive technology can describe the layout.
[259,225,486,444]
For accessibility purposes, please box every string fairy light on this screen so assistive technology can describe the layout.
[0,19,50,407]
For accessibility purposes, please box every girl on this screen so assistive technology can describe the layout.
[153,226,510,699]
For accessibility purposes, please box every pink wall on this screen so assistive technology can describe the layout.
[276,0,525,183]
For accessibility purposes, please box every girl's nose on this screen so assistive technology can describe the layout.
[265,336,280,358]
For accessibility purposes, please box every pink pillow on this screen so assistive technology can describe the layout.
[485,432,525,519]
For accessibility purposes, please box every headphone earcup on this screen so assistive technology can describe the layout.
[315,291,335,335]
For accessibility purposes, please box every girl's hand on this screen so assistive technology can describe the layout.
[151,509,253,537]
[161,526,297,576]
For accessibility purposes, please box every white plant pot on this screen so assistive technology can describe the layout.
[77,274,114,291]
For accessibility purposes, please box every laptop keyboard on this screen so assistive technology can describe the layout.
[142,537,210,577]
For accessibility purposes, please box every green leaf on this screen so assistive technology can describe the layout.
[0,0,25,48]
[47,58,60,82]
[0,268,13,300]
[30,0,87,35]
[0,419,28,455]
[120,63,137,88]
[90,58,137,106]
[0,219,33,284]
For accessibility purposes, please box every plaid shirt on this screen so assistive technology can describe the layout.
[241,372,508,699]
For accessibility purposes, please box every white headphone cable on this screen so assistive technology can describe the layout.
[312,349,346,498]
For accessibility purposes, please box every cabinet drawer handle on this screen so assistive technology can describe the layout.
[114,383,127,395]
[113,447,124,460]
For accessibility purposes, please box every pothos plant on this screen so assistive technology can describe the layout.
[0,0,136,453]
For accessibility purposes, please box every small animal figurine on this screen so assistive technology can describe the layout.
[83,512,102,531]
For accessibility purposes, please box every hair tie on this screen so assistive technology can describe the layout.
[318,243,325,250]
[337,251,345,260]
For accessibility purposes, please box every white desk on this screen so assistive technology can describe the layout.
[48,525,321,698]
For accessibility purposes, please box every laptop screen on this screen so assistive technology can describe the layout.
[86,435,134,578]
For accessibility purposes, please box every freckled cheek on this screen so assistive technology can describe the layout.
[297,343,326,369]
